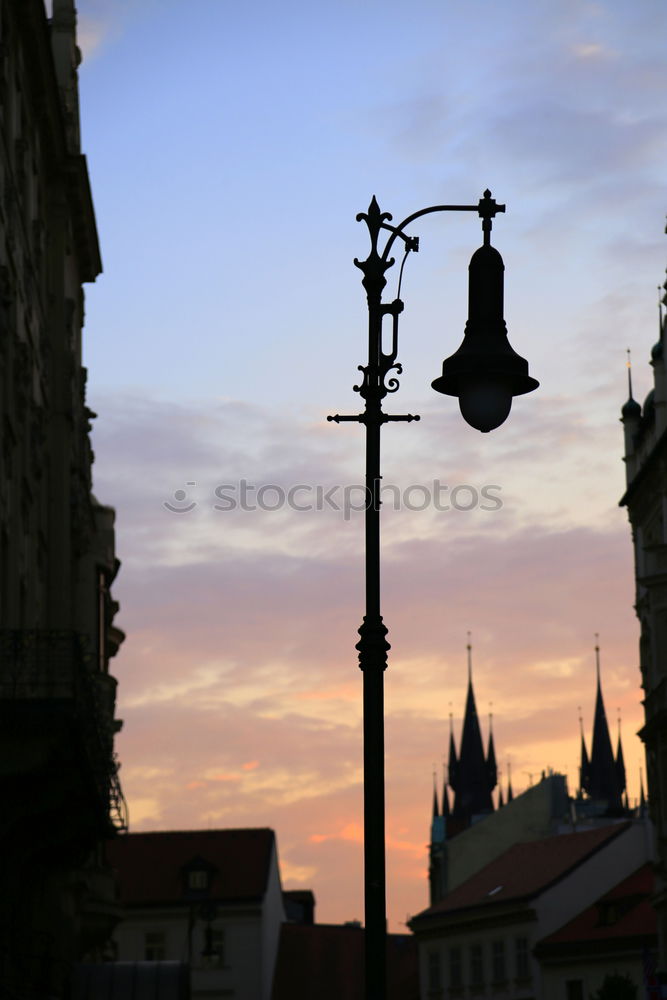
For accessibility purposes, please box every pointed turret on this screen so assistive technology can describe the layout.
[622,349,642,482]
[441,757,450,820]
[429,767,446,905]
[615,713,627,796]
[447,711,458,794]
[452,640,494,821]
[441,781,450,819]
[579,707,591,795]
[486,709,498,790]
[651,279,667,435]
[587,639,623,813]
[497,778,504,809]
[507,761,514,802]
[432,771,440,820]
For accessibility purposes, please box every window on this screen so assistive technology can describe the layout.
[470,943,483,986]
[188,869,209,890]
[492,940,506,982]
[202,927,225,968]
[427,950,442,991]
[449,947,463,989]
[515,936,530,979]
[145,931,165,961]
[565,981,584,1000]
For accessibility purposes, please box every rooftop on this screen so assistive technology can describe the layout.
[271,924,418,1000]
[106,828,276,906]
[538,863,655,949]
[413,822,629,922]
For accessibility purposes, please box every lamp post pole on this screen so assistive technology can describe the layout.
[328,191,537,1000]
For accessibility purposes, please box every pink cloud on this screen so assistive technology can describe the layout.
[93,394,646,930]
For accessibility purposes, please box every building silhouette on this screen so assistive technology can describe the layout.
[104,828,419,1000]
[429,643,498,906]
[107,829,284,1000]
[0,1,125,994]
[429,642,631,909]
[446,641,497,827]
[620,259,667,972]
[412,821,651,1000]
[578,641,626,815]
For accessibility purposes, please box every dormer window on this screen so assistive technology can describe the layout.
[182,854,217,897]
[188,869,209,891]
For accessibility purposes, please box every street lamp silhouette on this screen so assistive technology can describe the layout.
[328,190,538,1000]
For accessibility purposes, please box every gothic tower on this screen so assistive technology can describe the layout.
[429,642,497,903]
[578,640,626,814]
[620,258,667,970]
[447,641,497,826]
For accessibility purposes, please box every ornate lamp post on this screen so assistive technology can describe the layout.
[328,191,538,1000]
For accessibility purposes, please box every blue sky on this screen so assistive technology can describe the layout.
[67,0,666,927]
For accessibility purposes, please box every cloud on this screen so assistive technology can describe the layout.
[86,382,648,927]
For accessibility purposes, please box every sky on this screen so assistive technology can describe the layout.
[61,0,667,930]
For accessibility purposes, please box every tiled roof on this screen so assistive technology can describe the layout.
[271,924,418,1000]
[105,828,275,906]
[538,864,656,947]
[412,822,630,922]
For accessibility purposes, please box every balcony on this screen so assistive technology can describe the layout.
[0,629,127,837]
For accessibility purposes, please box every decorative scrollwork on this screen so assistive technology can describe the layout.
[383,362,403,394]
[353,364,368,395]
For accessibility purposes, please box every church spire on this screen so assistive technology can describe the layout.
[579,706,590,795]
[487,705,498,790]
[432,769,439,820]
[441,761,450,819]
[615,710,627,796]
[507,760,514,802]
[452,638,494,821]
[622,349,642,421]
[447,706,458,794]
[588,637,623,812]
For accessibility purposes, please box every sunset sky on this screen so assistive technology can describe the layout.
[65,0,666,930]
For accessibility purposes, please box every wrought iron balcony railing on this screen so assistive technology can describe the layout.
[0,629,128,833]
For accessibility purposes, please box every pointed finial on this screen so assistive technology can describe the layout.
[594,634,601,684]
[489,702,493,733]
[617,707,622,740]
[448,703,453,735]
[467,632,472,683]
[627,349,634,399]
[578,705,584,737]
[658,287,664,335]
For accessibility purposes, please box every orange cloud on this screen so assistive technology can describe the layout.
[242,760,260,770]
[310,822,364,845]
[296,685,357,703]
